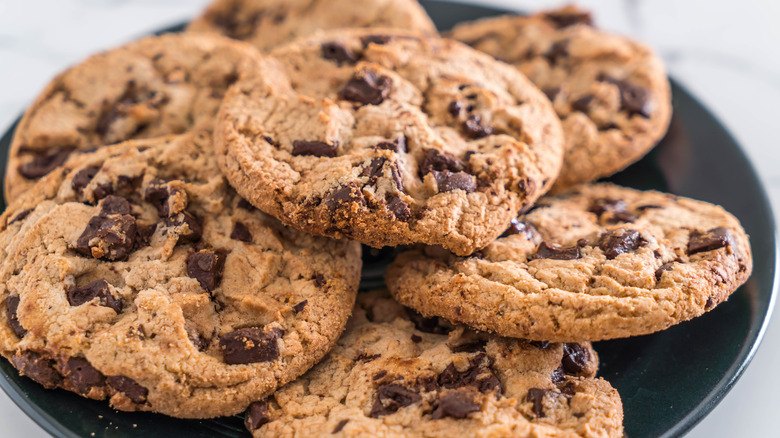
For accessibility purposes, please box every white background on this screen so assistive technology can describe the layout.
[0,0,778,436]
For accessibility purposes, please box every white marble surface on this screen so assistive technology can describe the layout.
[0,0,778,436]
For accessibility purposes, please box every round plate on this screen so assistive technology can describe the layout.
[0,1,777,437]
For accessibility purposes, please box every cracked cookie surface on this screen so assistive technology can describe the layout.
[5,32,264,202]
[216,28,564,256]
[450,6,672,191]
[245,291,622,437]
[387,183,752,342]
[187,0,436,51]
[0,131,361,418]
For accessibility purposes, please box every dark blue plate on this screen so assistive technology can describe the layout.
[1,1,777,437]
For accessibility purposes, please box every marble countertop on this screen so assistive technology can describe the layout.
[0,0,778,436]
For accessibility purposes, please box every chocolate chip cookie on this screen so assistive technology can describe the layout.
[387,183,752,342]
[450,6,672,191]
[216,28,564,256]
[187,0,437,51]
[4,32,264,202]
[244,290,623,437]
[0,131,361,418]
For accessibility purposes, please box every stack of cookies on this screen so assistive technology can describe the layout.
[0,1,752,437]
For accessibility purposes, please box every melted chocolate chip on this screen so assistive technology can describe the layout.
[588,198,638,223]
[375,137,406,153]
[75,201,137,261]
[321,42,358,64]
[220,327,282,365]
[67,279,123,312]
[462,114,494,139]
[688,227,732,255]
[107,375,148,403]
[292,140,338,158]
[438,354,502,395]
[144,179,175,216]
[599,229,645,259]
[561,343,590,376]
[230,221,252,242]
[419,149,466,176]
[18,147,75,180]
[5,295,26,338]
[655,262,675,280]
[368,384,421,417]
[542,9,594,28]
[324,184,366,211]
[532,242,580,260]
[187,250,227,293]
[356,353,381,362]
[599,75,651,118]
[501,219,538,239]
[526,388,549,417]
[338,71,389,105]
[63,357,105,395]
[332,419,349,433]
[9,209,33,225]
[434,171,476,193]
[244,399,271,432]
[411,334,422,343]
[293,300,307,313]
[164,212,202,243]
[431,389,481,420]
[71,166,100,194]
[405,308,454,334]
[11,351,62,389]
[360,158,387,184]
[387,196,411,221]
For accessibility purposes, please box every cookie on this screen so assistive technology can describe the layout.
[4,32,264,202]
[387,183,752,342]
[449,6,672,191]
[0,131,361,418]
[244,291,623,437]
[187,0,437,51]
[215,28,565,256]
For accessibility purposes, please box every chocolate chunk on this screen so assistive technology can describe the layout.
[411,334,422,343]
[571,94,595,113]
[418,375,439,393]
[188,331,208,351]
[332,419,349,433]
[599,229,645,259]
[11,351,62,389]
[542,9,593,28]
[688,227,732,255]
[462,114,494,139]
[368,384,421,417]
[356,353,381,362]
[599,75,651,118]
[293,300,307,313]
[450,340,487,353]
[164,211,202,243]
[244,399,271,432]
[100,195,131,215]
[419,149,466,176]
[187,250,227,292]
[231,221,252,242]
[144,179,175,216]
[107,375,148,403]
[501,219,538,239]
[560,381,577,397]
[543,86,562,102]
[5,295,27,338]
[237,198,256,211]
[67,279,123,313]
[405,308,454,334]
[532,242,580,260]
[375,136,406,153]
[361,34,391,46]
[438,354,502,396]
[589,198,638,223]
[360,158,387,183]
[562,343,590,375]
[325,184,365,211]
[448,100,463,118]
[434,171,477,193]
[18,147,75,180]
[72,166,100,194]
[321,42,358,64]
[338,71,389,105]
[551,367,565,385]
[292,140,338,157]
[92,183,114,201]
[75,207,137,261]
[431,389,481,420]
[313,273,326,288]
[373,370,388,381]
[655,262,675,280]
[220,327,281,365]
[387,196,411,221]
[9,209,33,225]
[705,296,716,310]
[63,357,105,395]
[544,40,569,64]
[529,340,551,349]
[526,388,549,417]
